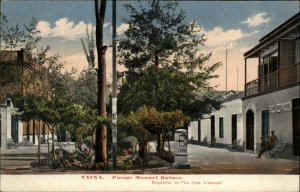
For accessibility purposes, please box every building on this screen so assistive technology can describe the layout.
[188,91,244,148]
[0,49,51,147]
[243,12,300,157]
[0,99,22,148]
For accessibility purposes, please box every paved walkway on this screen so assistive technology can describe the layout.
[0,143,299,174]
[0,143,75,172]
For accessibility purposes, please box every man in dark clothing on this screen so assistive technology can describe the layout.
[257,130,279,158]
[257,137,272,158]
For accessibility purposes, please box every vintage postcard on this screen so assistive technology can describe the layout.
[0,0,299,191]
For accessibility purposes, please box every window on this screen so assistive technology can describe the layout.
[270,52,278,73]
[219,117,224,138]
[263,57,269,76]
[280,39,295,68]
[260,51,278,77]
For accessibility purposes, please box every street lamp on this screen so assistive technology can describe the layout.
[225,42,233,92]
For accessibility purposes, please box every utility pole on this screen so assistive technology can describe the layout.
[111,0,117,170]
[225,49,228,92]
[237,67,239,91]
[225,42,232,92]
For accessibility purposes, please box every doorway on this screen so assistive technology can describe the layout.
[232,114,237,144]
[198,120,201,142]
[211,115,215,143]
[246,110,254,150]
[292,98,300,156]
[11,115,19,143]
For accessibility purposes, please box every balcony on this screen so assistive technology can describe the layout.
[245,62,300,97]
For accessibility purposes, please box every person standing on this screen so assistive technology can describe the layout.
[269,130,279,147]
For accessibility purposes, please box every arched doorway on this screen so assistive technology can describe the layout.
[246,110,254,150]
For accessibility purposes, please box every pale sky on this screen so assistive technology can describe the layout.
[2,0,299,91]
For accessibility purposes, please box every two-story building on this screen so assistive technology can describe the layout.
[243,12,300,157]
[0,49,51,147]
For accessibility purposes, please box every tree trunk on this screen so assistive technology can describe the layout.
[157,132,163,156]
[94,0,108,165]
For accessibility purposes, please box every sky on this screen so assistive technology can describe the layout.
[1,0,299,91]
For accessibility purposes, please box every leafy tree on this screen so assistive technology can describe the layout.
[137,106,189,156]
[0,14,53,96]
[0,13,25,52]
[10,93,47,166]
[71,69,97,108]
[118,0,222,119]
[0,61,21,86]
[118,112,150,161]
[117,106,189,160]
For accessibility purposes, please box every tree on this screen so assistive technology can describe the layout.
[11,93,47,166]
[81,27,96,69]
[118,0,222,119]
[71,69,97,108]
[94,0,108,165]
[137,106,189,157]
[0,15,46,89]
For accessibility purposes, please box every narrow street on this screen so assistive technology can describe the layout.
[1,143,298,174]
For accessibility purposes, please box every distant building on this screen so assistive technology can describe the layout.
[243,12,300,156]
[0,49,51,147]
[188,91,244,148]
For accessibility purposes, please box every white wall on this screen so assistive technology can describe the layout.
[188,121,198,141]
[243,85,300,153]
[188,98,243,146]
[213,99,243,145]
[200,117,211,143]
[0,107,8,148]
[0,104,22,148]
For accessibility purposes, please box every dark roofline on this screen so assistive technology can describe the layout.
[259,12,300,42]
[244,12,300,58]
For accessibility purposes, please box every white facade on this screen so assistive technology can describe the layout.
[243,85,300,155]
[213,99,243,145]
[0,99,23,148]
[188,93,244,147]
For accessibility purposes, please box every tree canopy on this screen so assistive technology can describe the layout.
[118,0,222,119]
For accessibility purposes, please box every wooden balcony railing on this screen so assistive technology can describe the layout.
[245,62,300,97]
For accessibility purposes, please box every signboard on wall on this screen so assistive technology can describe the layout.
[269,101,292,113]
